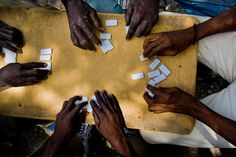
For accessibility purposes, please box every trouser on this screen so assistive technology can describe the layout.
[140,13,236,148]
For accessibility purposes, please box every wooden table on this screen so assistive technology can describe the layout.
[0,7,198,134]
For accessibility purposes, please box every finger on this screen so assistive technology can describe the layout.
[126,13,142,40]
[125,4,134,26]
[111,94,127,128]
[22,75,47,82]
[0,40,18,52]
[21,62,47,70]
[89,10,104,32]
[93,112,100,126]
[18,81,40,86]
[143,40,162,57]
[0,21,14,29]
[0,31,13,41]
[61,101,68,111]
[158,87,179,94]
[70,30,86,49]
[80,20,101,46]
[147,43,168,57]
[143,92,155,106]
[1,27,14,35]
[148,104,170,113]
[65,96,82,112]
[101,91,114,112]
[94,91,110,114]
[73,25,95,51]
[90,100,102,118]
[21,69,49,77]
[143,24,154,36]
[71,101,87,117]
[134,20,148,37]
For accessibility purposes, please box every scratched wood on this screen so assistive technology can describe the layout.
[0,7,198,134]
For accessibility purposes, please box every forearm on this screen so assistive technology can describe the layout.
[42,134,63,157]
[194,101,236,145]
[195,7,236,41]
[112,135,138,157]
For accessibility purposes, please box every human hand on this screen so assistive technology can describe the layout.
[143,85,199,117]
[0,63,49,87]
[53,96,88,145]
[90,91,135,157]
[125,0,159,40]
[62,0,104,51]
[143,27,195,58]
[0,21,24,52]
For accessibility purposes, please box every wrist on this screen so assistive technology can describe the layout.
[112,134,134,157]
[42,134,63,157]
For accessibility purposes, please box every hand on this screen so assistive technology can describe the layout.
[0,21,24,52]
[42,96,87,157]
[125,0,159,40]
[143,85,199,117]
[62,0,104,51]
[143,27,194,58]
[53,96,87,145]
[90,90,136,157]
[0,63,49,87]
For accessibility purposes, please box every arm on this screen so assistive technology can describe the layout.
[143,7,236,57]
[143,85,236,145]
[42,96,87,157]
[90,90,138,157]
[61,0,104,51]
[194,100,236,145]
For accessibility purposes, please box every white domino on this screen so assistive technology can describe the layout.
[131,72,144,80]
[100,40,113,53]
[106,20,118,26]
[85,103,93,112]
[82,96,89,102]
[154,74,166,84]
[40,55,51,61]
[75,100,80,105]
[125,26,129,34]
[148,80,156,87]
[100,33,112,40]
[40,62,51,71]
[149,58,160,70]
[145,88,155,98]
[139,55,148,62]
[148,70,160,78]
[159,64,171,76]
[3,48,17,64]
[40,48,52,55]
[91,95,99,106]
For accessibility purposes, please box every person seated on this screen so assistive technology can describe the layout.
[61,0,159,50]
[42,90,138,157]
[141,7,236,147]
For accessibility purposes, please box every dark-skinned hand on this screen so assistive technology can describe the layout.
[90,90,137,157]
[0,21,24,52]
[0,62,49,87]
[143,27,195,58]
[62,0,104,51]
[42,96,88,157]
[53,96,88,145]
[143,85,199,117]
[125,0,159,40]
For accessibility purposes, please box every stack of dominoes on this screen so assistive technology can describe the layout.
[100,19,118,53]
[39,48,52,71]
[2,47,17,64]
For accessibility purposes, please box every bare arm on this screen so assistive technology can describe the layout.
[143,7,236,57]
[143,85,236,146]
[194,100,236,145]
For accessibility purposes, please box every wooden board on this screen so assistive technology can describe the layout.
[0,7,198,134]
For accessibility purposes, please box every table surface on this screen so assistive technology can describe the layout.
[0,7,198,134]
